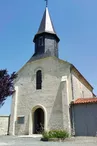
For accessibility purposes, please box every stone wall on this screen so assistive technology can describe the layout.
[0,116,9,135]
[71,72,93,100]
[9,57,71,135]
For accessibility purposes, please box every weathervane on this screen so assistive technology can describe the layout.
[45,0,48,7]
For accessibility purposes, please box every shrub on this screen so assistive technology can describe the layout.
[42,130,69,140]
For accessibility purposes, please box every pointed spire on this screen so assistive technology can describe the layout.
[33,7,60,42]
[31,5,60,60]
[37,7,56,34]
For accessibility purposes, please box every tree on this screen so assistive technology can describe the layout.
[0,69,17,107]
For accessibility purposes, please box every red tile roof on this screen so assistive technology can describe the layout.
[72,98,97,104]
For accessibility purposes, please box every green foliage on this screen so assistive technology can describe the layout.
[0,69,17,107]
[42,130,69,140]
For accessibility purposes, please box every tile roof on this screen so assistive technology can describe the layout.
[72,98,97,104]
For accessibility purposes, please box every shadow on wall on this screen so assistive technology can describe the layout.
[7,115,10,135]
[48,82,64,130]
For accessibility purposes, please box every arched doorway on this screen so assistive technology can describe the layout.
[33,108,44,134]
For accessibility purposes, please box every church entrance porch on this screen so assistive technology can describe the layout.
[30,105,47,135]
[33,108,44,134]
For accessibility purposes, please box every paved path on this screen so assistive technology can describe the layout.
[0,136,97,146]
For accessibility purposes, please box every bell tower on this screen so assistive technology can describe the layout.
[31,5,60,61]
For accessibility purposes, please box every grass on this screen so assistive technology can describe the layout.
[42,130,69,140]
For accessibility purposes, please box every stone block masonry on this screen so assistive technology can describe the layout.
[0,116,9,135]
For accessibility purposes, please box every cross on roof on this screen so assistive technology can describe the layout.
[45,0,48,7]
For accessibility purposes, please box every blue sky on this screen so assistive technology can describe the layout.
[0,0,97,115]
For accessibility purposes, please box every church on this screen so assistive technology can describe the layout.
[9,5,97,136]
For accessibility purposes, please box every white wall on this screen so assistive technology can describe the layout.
[0,116,9,135]
[71,72,93,100]
[9,57,71,135]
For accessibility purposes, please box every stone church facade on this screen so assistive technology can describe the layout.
[8,7,96,136]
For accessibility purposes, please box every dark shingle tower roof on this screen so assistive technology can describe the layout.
[33,7,59,42]
[38,7,56,34]
[30,5,60,61]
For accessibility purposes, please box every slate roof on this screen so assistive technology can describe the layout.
[33,7,60,42]
[72,98,97,104]
[37,7,56,34]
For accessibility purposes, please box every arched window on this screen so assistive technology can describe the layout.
[36,70,42,90]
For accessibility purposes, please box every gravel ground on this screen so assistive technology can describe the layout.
[0,136,97,146]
